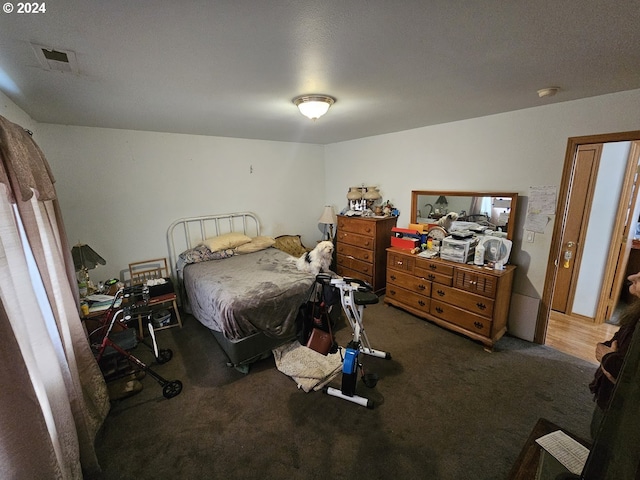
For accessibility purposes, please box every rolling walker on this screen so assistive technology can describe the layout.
[320,274,391,408]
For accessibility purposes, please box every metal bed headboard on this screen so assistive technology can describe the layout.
[166,212,261,283]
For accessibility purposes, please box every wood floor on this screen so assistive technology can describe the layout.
[545,310,620,365]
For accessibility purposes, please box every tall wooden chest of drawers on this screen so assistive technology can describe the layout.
[384,246,515,350]
[336,215,397,294]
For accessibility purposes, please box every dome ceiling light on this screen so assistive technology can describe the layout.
[537,87,561,98]
[293,94,335,120]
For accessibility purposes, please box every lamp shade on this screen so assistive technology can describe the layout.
[71,243,106,272]
[318,205,336,225]
[436,195,448,206]
[363,186,381,201]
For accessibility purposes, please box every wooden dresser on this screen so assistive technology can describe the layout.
[384,247,515,350]
[336,215,397,294]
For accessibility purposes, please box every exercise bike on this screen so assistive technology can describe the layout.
[318,274,391,408]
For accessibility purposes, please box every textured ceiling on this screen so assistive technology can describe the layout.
[0,0,639,144]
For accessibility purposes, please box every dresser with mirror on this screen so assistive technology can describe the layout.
[385,190,518,350]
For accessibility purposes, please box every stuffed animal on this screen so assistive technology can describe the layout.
[437,212,459,232]
[296,241,334,275]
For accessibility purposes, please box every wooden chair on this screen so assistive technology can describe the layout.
[128,258,182,336]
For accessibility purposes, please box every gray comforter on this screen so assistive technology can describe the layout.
[183,247,315,340]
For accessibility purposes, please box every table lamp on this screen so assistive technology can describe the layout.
[318,205,337,241]
[71,243,106,295]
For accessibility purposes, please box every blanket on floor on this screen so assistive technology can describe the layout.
[272,340,342,393]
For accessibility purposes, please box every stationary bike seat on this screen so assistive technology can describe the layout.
[354,290,379,305]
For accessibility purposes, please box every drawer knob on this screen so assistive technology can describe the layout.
[389,290,396,296]
[396,261,403,266]
[436,289,445,296]
[427,274,435,281]
[390,275,397,281]
[476,302,486,310]
[429,264,437,270]
[418,300,426,307]
[418,284,426,290]
[474,321,484,330]
[435,307,443,314]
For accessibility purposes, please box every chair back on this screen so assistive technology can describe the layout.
[129,258,170,286]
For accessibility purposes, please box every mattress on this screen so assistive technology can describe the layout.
[183,247,314,341]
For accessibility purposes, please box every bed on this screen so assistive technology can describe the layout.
[167,212,315,372]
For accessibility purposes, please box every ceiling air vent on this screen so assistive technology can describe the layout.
[31,43,79,74]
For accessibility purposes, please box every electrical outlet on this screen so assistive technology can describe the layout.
[526,231,535,243]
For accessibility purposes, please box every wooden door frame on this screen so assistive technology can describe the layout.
[536,130,640,344]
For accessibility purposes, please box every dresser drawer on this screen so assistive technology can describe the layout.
[387,251,415,274]
[430,284,494,318]
[414,257,454,276]
[337,264,373,286]
[336,242,373,263]
[453,269,497,298]
[387,269,432,296]
[385,285,430,314]
[337,231,374,249]
[337,217,377,236]
[430,299,492,336]
[337,254,373,277]
[414,267,453,286]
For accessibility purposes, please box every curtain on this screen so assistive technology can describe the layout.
[0,116,110,478]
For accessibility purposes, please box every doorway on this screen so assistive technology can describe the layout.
[537,131,640,356]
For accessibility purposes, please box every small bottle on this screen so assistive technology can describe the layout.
[81,301,89,317]
[474,242,485,266]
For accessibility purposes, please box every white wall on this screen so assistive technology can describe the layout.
[325,89,640,306]
[35,125,326,281]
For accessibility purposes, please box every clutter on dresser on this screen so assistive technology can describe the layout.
[341,184,398,218]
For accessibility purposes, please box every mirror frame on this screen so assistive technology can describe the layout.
[410,190,518,241]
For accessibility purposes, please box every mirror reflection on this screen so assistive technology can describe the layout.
[411,190,518,240]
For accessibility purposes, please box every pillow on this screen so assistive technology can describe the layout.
[273,234,311,257]
[235,236,276,254]
[202,232,252,252]
[178,245,235,265]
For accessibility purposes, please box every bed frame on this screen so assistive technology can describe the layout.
[166,212,295,372]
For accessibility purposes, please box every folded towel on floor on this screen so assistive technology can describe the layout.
[273,340,342,393]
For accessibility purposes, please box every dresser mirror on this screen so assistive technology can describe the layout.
[411,190,518,241]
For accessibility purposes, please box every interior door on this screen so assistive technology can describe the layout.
[551,144,602,313]
[596,141,640,322]
[538,131,640,345]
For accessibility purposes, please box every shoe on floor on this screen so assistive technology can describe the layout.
[107,379,143,401]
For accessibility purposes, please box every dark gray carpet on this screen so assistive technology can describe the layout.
[93,299,596,480]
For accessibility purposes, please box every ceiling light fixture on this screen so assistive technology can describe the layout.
[293,94,335,120]
[537,87,560,98]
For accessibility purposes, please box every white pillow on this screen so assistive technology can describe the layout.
[235,236,276,254]
[202,232,252,252]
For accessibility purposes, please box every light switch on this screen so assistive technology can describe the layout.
[526,231,535,243]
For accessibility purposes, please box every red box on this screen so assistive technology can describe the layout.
[391,237,419,249]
